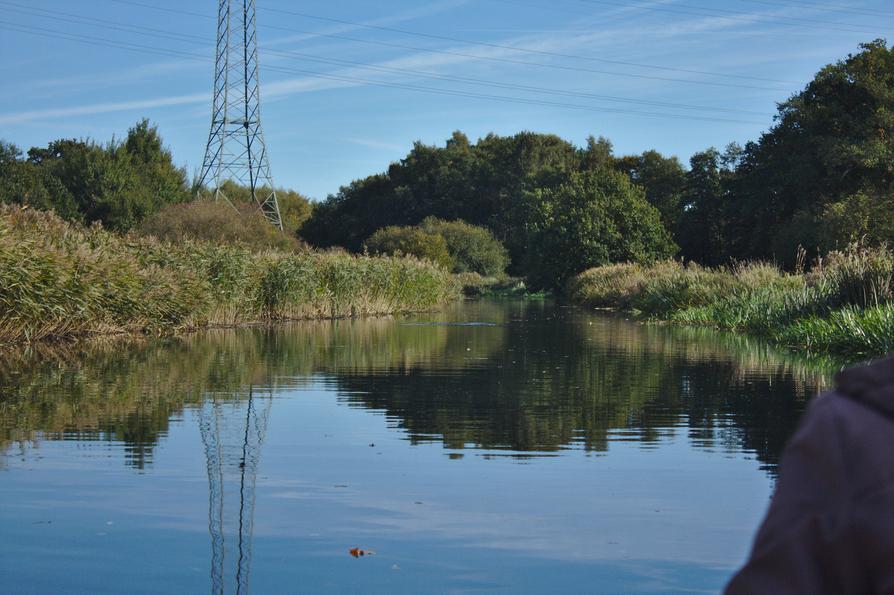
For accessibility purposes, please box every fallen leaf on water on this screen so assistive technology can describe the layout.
[349,547,376,558]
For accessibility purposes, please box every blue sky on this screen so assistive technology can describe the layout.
[1,0,891,200]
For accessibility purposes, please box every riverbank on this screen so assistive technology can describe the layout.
[0,206,459,345]
[568,247,894,358]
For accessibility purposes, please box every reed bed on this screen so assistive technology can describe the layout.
[0,206,459,345]
[569,245,894,358]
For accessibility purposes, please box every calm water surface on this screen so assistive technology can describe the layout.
[0,300,837,594]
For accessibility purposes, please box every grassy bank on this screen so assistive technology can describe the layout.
[0,206,459,344]
[569,246,894,358]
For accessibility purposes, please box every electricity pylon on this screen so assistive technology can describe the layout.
[199,0,283,230]
[199,387,273,595]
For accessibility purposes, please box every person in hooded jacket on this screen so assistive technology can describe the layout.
[726,354,894,594]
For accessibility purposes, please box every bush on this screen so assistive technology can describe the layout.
[521,169,677,290]
[365,226,454,270]
[419,217,509,276]
[210,180,313,236]
[569,246,894,357]
[139,200,305,252]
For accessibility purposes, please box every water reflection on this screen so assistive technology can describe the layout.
[200,388,272,595]
[0,300,835,475]
[0,300,845,593]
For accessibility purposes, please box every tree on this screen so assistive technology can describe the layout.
[676,147,739,266]
[2,121,191,230]
[726,39,894,261]
[521,169,677,289]
[615,150,686,231]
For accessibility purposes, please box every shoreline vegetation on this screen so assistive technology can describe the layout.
[1,42,892,359]
[568,245,894,359]
[0,206,458,345]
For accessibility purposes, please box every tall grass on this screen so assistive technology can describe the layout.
[570,244,894,358]
[0,206,458,344]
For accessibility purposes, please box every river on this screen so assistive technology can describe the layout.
[0,299,837,593]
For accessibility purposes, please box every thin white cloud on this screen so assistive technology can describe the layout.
[345,138,405,152]
[0,93,208,125]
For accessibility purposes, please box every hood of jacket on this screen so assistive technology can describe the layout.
[835,354,894,419]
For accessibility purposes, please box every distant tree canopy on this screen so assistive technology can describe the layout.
[0,120,190,231]
[0,120,313,239]
[301,39,894,285]
[300,131,672,286]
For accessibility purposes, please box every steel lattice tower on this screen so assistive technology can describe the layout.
[200,0,283,229]
[199,387,273,595]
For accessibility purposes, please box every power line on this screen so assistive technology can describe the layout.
[95,0,795,88]
[734,0,894,19]
[568,0,881,34]
[262,5,803,84]
[0,21,768,125]
[0,4,771,117]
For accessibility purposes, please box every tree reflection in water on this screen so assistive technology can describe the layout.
[0,300,839,479]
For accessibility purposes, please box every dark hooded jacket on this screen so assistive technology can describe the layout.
[726,355,894,594]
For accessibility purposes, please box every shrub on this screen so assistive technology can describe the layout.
[139,200,305,253]
[419,217,509,276]
[365,226,454,270]
[521,169,677,290]
[210,180,313,236]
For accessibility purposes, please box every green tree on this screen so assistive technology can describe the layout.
[521,169,677,289]
[726,39,894,261]
[676,147,740,266]
[365,226,454,270]
[3,120,191,230]
[615,150,686,231]
[419,217,509,276]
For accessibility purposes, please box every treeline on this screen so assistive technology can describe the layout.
[300,40,894,288]
[0,120,313,240]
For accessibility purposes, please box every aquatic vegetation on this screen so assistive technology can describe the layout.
[0,206,459,344]
[571,244,894,357]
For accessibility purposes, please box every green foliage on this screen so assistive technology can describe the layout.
[778,304,894,357]
[614,150,686,231]
[139,200,306,253]
[0,206,458,344]
[419,217,509,276]
[299,131,588,260]
[724,39,894,262]
[365,226,454,270]
[675,145,741,266]
[521,169,677,289]
[809,243,894,308]
[571,244,894,356]
[0,120,190,230]
[210,180,313,236]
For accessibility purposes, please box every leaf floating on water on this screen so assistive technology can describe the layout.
[349,547,375,558]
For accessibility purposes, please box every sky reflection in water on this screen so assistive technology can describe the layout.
[0,300,836,593]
